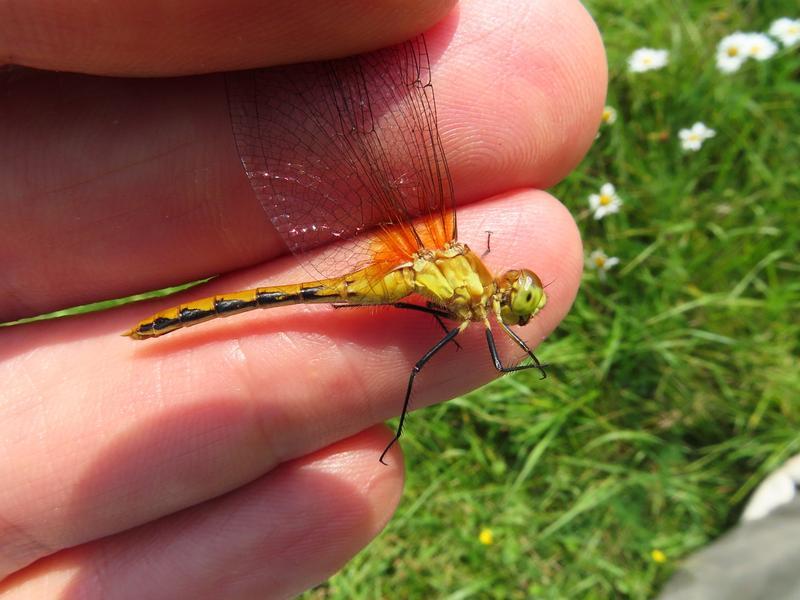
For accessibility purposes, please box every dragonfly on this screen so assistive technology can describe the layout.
[125,35,548,463]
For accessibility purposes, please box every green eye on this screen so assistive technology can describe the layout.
[512,283,543,315]
[498,270,546,326]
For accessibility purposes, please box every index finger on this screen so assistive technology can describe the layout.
[0,0,605,321]
[0,0,457,76]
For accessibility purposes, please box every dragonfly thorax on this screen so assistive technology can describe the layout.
[409,243,496,323]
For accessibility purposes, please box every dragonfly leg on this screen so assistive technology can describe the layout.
[485,323,548,379]
[392,301,455,320]
[380,324,464,465]
[333,302,461,348]
[391,302,462,348]
[481,231,493,258]
[333,302,452,319]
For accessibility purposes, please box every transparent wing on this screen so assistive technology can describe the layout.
[226,35,456,279]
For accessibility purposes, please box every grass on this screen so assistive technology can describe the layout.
[309,2,800,598]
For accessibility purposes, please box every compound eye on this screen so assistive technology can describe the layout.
[506,270,546,325]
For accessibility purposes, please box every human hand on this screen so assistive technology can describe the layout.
[0,0,605,597]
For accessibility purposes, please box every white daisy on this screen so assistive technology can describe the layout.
[601,106,617,125]
[678,122,716,152]
[627,48,669,73]
[587,249,620,280]
[745,32,779,61]
[717,31,779,73]
[716,32,750,73]
[769,17,800,47]
[588,183,623,220]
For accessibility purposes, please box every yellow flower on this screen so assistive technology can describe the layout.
[479,528,494,545]
[651,549,667,563]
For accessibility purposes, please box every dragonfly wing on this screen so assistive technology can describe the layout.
[226,35,456,280]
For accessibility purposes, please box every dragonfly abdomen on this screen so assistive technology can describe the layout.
[124,282,339,340]
[124,267,414,340]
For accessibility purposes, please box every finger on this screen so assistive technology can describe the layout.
[0,427,404,598]
[0,189,580,577]
[0,0,604,320]
[0,0,456,76]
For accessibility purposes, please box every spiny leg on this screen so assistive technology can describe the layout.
[391,302,462,349]
[380,324,464,465]
[485,324,548,379]
[333,301,462,348]
[389,302,454,321]
[497,321,548,379]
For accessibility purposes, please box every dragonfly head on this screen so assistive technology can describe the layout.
[496,269,547,326]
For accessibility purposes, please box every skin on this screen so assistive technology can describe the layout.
[0,0,606,597]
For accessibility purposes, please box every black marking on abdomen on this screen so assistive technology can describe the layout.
[135,322,155,335]
[179,306,216,323]
[214,297,257,315]
[300,286,326,300]
[256,290,296,306]
[152,316,181,332]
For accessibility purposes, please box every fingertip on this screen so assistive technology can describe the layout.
[456,189,582,334]
[307,425,406,498]
[438,0,607,197]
